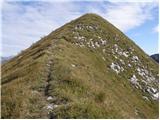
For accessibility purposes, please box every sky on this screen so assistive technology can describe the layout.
[0,0,159,57]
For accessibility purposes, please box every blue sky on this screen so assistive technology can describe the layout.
[1,0,159,57]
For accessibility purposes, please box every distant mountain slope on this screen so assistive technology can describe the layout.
[1,56,13,64]
[150,54,159,63]
[1,13,159,119]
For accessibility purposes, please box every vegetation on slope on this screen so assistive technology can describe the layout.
[1,13,159,118]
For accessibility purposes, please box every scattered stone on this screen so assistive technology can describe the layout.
[47,104,54,110]
[115,34,120,41]
[121,67,124,71]
[128,47,134,52]
[144,69,149,75]
[148,74,156,82]
[113,44,124,56]
[132,56,139,62]
[146,87,159,100]
[112,49,115,54]
[129,75,141,89]
[95,42,100,47]
[89,26,94,29]
[74,24,97,31]
[71,64,76,67]
[142,96,149,101]
[152,92,159,100]
[135,108,139,116]
[46,64,50,67]
[114,44,118,52]
[74,36,78,39]
[98,36,101,39]
[102,49,106,53]
[129,75,138,84]
[144,73,156,83]
[137,67,146,77]
[118,51,123,56]
[110,63,120,74]
[147,87,157,94]
[53,105,58,108]
[77,36,85,41]
[141,80,148,85]
[79,44,85,47]
[100,39,107,45]
[114,55,118,59]
[47,96,53,101]
[102,57,106,61]
[128,63,132,67]
[90,41,95,48]
[46,104,59,110]
[110,63,124,74]
[120,59,125,65]
[122,51,129,57]
[151,87,157,93]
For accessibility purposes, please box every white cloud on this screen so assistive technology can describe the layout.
[105,4,152,31]
[153,25,159,33]
[1,1,81,57]
[87,2,158,31]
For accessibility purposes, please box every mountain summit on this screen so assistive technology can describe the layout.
[1,13,159,119]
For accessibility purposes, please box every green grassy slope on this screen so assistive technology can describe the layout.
[1,13,159,118]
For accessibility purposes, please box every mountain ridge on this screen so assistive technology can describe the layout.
[150,53,159,63]
[1,13,159,119]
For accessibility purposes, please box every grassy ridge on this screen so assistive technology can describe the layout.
[46,39,158,118]
[1,13,158,118]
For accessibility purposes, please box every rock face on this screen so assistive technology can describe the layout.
[150,54,159,63]
[1,13,159,119]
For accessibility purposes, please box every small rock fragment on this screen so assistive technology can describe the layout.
[47,96,53,101]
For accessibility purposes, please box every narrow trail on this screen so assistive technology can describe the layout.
[44,60,57,119]
[44,41,60,119]
[44,68,51,96]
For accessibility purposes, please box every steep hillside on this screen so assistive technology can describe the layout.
[1,56,13,64]
[1,13,159,119]
[151,54,159,63]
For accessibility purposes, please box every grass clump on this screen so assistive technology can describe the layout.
[95,91,106,103]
